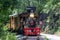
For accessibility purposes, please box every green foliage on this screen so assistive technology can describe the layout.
[0,25,16,40]
[0,0,60,40]
[1,32,16,40]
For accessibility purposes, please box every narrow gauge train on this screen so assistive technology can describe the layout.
[8,7,41,36]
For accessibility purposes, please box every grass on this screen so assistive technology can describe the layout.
[42,35,49,40]
[55,27,60,36]
[0,24,17,40]
[0,31,17,40]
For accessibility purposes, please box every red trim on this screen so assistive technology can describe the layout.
[24,27,40,35]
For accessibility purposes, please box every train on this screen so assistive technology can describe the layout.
[8,6,42,36]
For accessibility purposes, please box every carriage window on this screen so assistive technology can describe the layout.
[15,17,18,27]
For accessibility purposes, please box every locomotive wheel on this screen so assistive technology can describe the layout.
[37,36,40,40]
[23,36,28,40]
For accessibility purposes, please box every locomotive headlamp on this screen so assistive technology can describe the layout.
[30,13,34,18]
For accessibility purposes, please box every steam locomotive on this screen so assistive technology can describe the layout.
[8,6,41,36]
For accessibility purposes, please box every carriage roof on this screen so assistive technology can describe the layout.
[9,12,28,17]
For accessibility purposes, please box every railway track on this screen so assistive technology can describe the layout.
[16,35,44,40]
